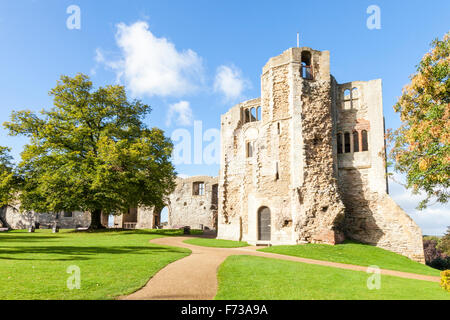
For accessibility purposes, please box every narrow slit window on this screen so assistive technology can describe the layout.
[344,132,351,153]
[275,162,279,180]
[353,131,359,152]
[362,130,368,151]
[277,122,281,135]
[246,142,253,158]
[337,133,343,154]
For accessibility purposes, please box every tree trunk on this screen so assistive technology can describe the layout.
[89,209,105,230]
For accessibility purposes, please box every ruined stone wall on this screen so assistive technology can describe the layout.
[0,204,90,229]
[218,99,262,241]
[297,81,344,244]
[167,176,218,230]
[113,176,218,230]
[218,48,346,245]
[294,56,346,244]
[334,79,425,262]
[218,46,424,262]
[218,70,295,244]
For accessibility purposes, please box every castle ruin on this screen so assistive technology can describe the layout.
[0,47,425,263]
[217,47,424,262]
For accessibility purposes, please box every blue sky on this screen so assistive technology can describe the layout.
[0,0,449,234]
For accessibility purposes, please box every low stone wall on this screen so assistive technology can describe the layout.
[0,205,90,229]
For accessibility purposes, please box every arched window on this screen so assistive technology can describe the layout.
[250,107,256,122]
[246,142,253,158]
[344,132,351,153]
[337,133,343,154]
[362,130,368,151]
[301,51,313,80]
[256,106,261,121]
[353,131,359,152]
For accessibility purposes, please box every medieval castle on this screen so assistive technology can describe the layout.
[0,47,425,262]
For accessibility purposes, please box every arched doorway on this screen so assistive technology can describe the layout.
[160,207,169,228]
[258,207,271,241]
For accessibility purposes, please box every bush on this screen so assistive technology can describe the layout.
[429,257,450,270]
[438,227,450,256]
[423,239,450,270]
[440,270,450,292]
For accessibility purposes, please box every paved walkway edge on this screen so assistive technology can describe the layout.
[119,236,441,300]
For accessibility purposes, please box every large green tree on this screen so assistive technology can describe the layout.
[0,146,18,208]
[388,32,449,209]
[4,73,176,228]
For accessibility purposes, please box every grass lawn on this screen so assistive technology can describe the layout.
[183,238,249,248]
[259,241,440,276]
[0,229,191,300]
[215,255,449,300]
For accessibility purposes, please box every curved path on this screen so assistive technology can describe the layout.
[120,236,440,300]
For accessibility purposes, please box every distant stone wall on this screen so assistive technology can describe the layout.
[0,205,90,229]
[112,176,219,230]
[168,176,218,230]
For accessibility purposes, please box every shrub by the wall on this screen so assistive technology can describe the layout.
[423,239,450,270]
[440,270,450,292]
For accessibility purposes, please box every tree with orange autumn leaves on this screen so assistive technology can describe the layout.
[388,32,449,209]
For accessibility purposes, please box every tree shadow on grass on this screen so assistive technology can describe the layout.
[0,245,187,261]
[67,229,203,237]
[0,235,63,242]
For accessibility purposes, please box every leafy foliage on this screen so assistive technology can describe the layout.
[439,226,450,256]
[388,32,450,209]
[423,238,450,270]
[0,146,20,207]
[441,270,450,292]
[3,74,176,227]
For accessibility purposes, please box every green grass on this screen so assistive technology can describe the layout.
[183,238,249,248]
[259,241,440,276]
[215,255,449,300]
[0,229,191,300]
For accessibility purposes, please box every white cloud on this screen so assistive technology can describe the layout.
[214,65,250,102]
[166,101,193,127]
[96,21,203,97]
[388,172,450,235]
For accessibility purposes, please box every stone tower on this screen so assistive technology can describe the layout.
[218,47,425,262]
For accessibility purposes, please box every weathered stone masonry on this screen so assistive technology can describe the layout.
[113,176,218,230]
[1,46,425,263]
[217,47,425,262]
